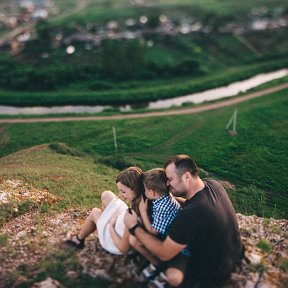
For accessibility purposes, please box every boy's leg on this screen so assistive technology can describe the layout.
[165,254,188,287]
[129,235,160,267]
[149,253,188,287]
[165,267,184,287]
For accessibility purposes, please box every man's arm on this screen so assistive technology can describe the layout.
[124,210,186,261]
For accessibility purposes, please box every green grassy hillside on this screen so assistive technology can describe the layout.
[0,144,118,224]
[1,87,287,219]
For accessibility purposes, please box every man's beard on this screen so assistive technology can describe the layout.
[170,190,186,198]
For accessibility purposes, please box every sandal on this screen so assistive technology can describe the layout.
[148,272,169,288]
[65,232,85,249]
[142,263,159,280]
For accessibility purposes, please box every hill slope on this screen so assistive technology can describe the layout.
[0,145,287,287]
[1,87,287,218]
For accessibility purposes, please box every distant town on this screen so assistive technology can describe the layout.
[0,0,287,57]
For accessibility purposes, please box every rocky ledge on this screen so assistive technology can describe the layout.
[0,210,287,288]
[76,213,288,288]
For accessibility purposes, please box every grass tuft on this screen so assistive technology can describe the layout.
[0,233,8,245]
[256,240,272,254]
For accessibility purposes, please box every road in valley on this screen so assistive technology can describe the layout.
[0,82,287,124]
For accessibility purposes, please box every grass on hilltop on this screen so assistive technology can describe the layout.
[0,144,119,225]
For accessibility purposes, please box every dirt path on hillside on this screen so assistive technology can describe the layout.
[0,83,287,124]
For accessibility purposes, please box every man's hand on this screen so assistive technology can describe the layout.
[124,208,138,228]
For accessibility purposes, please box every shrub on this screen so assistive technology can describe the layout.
[48,143,83,157]
[98,154,134,170]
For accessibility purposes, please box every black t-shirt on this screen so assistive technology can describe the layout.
[168,179,243,281]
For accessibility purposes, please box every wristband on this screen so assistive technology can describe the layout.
[129,223,141,236]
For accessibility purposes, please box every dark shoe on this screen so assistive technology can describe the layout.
[65,233,85,249]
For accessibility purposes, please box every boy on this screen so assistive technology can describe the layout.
[129,168,189,287]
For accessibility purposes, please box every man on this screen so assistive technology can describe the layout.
[125,155,243,287]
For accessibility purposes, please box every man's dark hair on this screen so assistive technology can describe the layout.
[164,154,199,178]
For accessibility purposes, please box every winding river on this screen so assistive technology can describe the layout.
[0,69,287,115]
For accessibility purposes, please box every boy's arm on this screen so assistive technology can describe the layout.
[139,197,158,236]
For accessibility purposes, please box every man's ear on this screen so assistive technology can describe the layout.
[184,171,191,181]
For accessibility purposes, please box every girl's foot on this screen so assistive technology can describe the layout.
[65,232,85,249]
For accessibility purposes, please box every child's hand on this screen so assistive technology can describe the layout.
[139,196,148,213]
[124,209,138,228]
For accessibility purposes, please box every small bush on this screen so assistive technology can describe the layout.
[49,143,83,157]
[98,154,134,170]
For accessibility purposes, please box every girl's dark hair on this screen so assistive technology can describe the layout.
[116,166,144,215]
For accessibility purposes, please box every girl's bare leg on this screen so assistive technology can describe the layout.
[78,207,102,239]
[101,190,117,210]
[78,190,117,239]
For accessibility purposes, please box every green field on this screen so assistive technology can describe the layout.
[1,87,287,219]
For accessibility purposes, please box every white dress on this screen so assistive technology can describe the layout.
[96,197,128,255]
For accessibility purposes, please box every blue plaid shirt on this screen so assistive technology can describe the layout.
[152,193,190,257]
[151,193,181,238]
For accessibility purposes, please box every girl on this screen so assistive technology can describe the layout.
[66,166,144,255]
